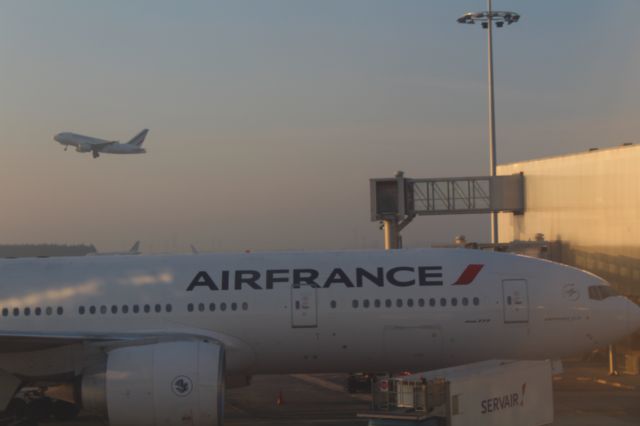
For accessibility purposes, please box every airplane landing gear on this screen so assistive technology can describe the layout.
[92,150,100,159]
[0,389,80,426]
[0,398,35,426]
[24,398,51,423]
[51,400,79,421]
[64,145,68,151]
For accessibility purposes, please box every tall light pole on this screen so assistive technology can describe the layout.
[457,1,520,244]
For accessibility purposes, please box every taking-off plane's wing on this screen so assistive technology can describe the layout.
[88,140,118,148]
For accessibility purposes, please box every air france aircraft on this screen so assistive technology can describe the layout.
[0,248,638,425]
[54,129,148,158]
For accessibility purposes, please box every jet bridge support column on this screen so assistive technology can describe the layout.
[383,219,399,250]
[382,215,414,250]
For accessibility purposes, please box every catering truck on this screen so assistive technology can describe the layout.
[359,360,554,426]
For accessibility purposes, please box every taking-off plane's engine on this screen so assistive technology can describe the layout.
[75,143,92,153]
[81,339,225,426]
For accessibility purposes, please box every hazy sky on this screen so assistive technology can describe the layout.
[0,1,638,253]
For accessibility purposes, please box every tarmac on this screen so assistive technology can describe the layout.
[49,359,640,425]
[551,359,640,426]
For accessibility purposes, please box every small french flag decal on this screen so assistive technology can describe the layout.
[453,264,484,285]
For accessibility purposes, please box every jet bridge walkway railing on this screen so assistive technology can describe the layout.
[370,172,524,248]
[411,176,492,215]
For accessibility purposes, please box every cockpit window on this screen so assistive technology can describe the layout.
[588,285,619,301]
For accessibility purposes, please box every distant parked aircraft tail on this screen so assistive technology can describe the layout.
[127,129,149,146]
[129,241,141,253]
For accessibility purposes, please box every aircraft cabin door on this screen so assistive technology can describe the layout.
[502,279,529,323]
[291,285,318,328]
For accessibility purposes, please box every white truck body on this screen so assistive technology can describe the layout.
[399,360,553,426]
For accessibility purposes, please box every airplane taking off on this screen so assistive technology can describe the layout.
[0,248,637,425]
[87,241,141,256]
[54,129,148,158]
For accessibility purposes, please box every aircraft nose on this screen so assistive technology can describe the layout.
[627,300,640,334]
[54,133,62,142]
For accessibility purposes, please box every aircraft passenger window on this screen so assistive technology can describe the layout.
[198,303,205,312]
[155,304,162,313]
[473,297,480,306]
[330,301,337,309]
[385,299,392,308]
[100,306,107,314]
[143,304,151,313]
[440,298,447,307]
[57,307,63,315]
[231,303,238,311]
[374,299,381,308]
[209,303,216,311]
[89,306,96,314]
[2,308,8,317]
[12,308,19,317]
[220,303,227,312]
[396,299,403,308]
[35,307,42,316]
[79,306,85,315]
[407,299,414,308]
[418,298,425,307]
[46,307,53,316]
[166,304,172,313]
[133,304,140,313]
[462,297,469,306]
[451,298,458,307]
[122,305,129,314]
[363,299,370,308]
[242,302,248,311]
[111,305,118,314]
[429,298,436,307]
[352,300,359,309]
[24,308,31,316]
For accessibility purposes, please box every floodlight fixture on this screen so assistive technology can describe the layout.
[457,10,520,27]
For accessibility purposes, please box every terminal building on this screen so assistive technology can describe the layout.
[370,143,640,303]
[497,144,640,300]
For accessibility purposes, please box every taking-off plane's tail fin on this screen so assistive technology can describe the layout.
[127,129,149,146]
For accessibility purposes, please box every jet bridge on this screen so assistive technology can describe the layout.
[370,172,524,249]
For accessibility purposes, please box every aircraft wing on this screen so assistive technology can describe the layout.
[0,332,91,352]
[0,329,250,354]
[0,330,179,353]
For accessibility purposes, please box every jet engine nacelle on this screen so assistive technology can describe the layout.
[75,143,92,153]
[81,339,225,426]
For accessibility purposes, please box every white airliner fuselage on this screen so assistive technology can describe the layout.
[0,248,637,425]
[54,129,148,158]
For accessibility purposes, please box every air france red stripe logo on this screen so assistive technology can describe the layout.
[453,264,484,285]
